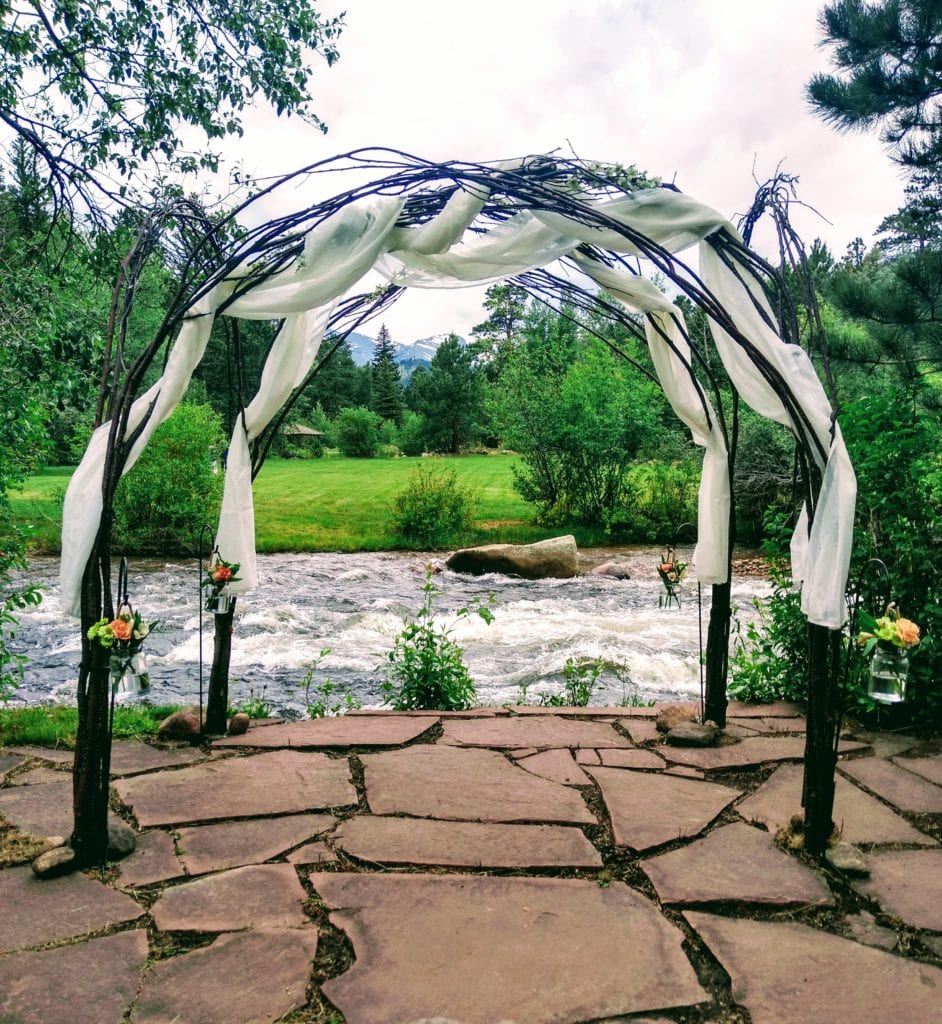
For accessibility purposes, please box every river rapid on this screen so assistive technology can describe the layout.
[8,549,770,715]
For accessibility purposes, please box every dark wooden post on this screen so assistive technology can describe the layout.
[704,581,731,726]
[205,598,237,733]
[802,623,843,855]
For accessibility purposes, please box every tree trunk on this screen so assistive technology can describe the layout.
[205,598,237,733]
[802,623,842,855]
[704,580,731,727]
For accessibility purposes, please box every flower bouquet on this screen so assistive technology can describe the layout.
[87,607,156,696]
[857,604,920,704]
[657,550,687,609]
[203,557,241,614]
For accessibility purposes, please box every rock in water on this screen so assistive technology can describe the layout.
[589,561,632,579]
[447,536,578,580]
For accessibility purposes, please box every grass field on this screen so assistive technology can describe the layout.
[10,456,609,554]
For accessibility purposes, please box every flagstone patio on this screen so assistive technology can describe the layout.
[1,701,941,1024]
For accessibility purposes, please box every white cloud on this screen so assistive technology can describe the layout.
[221,0,906,340]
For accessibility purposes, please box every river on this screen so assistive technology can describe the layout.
[7,549,769,715]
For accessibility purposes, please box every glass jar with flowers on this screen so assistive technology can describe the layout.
[203,557,241,614]
[87,604,157,699]
[857,604,921,704]
[657,546,687,609]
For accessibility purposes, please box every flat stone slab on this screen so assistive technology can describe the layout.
[503,705,660,717]
[314,873,706,1023]
[687,911,942,1024]
[150,863,310,932]
[441,716,630,748]
[516,748,593,785]
[115,750,354,826]
[0,751,27,781]
[287,840,336,865]
[109,741,203,776]
[663,736,866,771]
[598,748,665,769]
[362,745,595,824]
[0,865,144,952]
[175,812,336,875]
[642,822,833,907]
[621,719,661,744]
[587,768,739,851]
[10,746,75,764]
[133,929,318,1024]
[118,829,183,887]
[213,714,435,748]
[333,816,602,869]
[0,780,80,837]
[0,930,148,1024]
[840,757,942,814]
[9,766,67,786]
[893,753,942,787]
[738,764,934,847]
[851,849,942,931]
[725,701,803,718]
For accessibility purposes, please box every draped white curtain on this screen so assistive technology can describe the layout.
[60,176,855,630]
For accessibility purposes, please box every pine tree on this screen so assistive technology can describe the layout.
[371,324,403,424]
[806,0,942,176]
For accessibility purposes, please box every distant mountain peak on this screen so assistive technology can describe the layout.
[343,331,465,368]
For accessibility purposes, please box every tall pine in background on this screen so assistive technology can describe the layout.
[371,323,404,424]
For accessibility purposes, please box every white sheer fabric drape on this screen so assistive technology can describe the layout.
[60,180,854,630]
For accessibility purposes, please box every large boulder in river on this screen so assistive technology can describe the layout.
[446,536,578,580]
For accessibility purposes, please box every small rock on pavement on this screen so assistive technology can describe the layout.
[667,721,719,747]
[41,835,67,851]
[825,841,870,877]
[32,846,76,878]
[656,703,698,734]
[107,822,137,859]
[157,706,202,740]
[227,713,250,736]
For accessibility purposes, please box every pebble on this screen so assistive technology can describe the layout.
[825,841,870,877]
[32,846,77,878]
[667,721,719,747]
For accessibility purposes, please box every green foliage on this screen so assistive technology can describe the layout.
[291,647,362,718]
[334,406,381,458]
[541,658,603,707]
[0,703,177,747]
[0,0,344,213]
[382,569,494,711]
[0,539,43,703]
[231,686,272,719]
[396,410,428,457]
[604,460,700,541]
[406,335,485,453]
[389,465,477,549]
[113,402,225,554]
[371,324,404,425]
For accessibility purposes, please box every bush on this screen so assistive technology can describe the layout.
[389,465,476,549]
[396,410,428,457]
[382,568,493,711]
[112,402,225,554]
[604,460,699,541]
[334,406,381,458]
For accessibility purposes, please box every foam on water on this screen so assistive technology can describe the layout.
[9,551,769,712]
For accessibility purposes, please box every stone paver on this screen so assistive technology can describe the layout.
[333,815,602,869]
[641,822,833,907]
[516,748,593,785]
[133,929,318,1024]
[621,719,661,744]
[851,849,942,931]
[114,749,354,826]
[287,840,337,865]
[314,873,706,1024]
[845,910,898,951]
[362,744,595,824]
[150,863,310,932]
[0,865,144,952]
[0,752,28,781]
[588,768,740,851]
[738,763,934,846]
[687,911,942,1024]
[663,736,866,771]
[597,748,665,769]
[175,812,335,875]
[10,746,75,764]
[118,829,183,887]
[505,704,660,717]
[724,701,803,718]
[0,930,148,1024]
[9,766,67,786]
[441,715,630,748]
[840,757,942,814]
[0,780,89,837]
[575,748,601,765]
[108,741,203,776]
[893,753,942,787]
[213,714,436,748]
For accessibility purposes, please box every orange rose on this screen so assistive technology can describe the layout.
[660,563,673,573]
[213,566,232,583]
[110,617,133,641]
[895,618,920,647]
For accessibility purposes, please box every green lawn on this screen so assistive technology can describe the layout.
[10,456,608,553]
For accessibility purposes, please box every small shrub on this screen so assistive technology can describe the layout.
[382,568,493,711]
[389,465,476,549]
[293,648,363,718]
[334,406,381,458]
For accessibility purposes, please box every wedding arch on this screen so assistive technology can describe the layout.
[59,151,856,863]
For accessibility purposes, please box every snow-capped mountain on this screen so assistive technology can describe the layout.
[344,332,466,369]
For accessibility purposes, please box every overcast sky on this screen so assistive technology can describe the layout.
[222,0,907,342]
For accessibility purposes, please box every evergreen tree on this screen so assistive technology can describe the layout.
[806,0,942,175]
[407,335,484,453]
[371,323,403,424]
[470,284,530,381]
